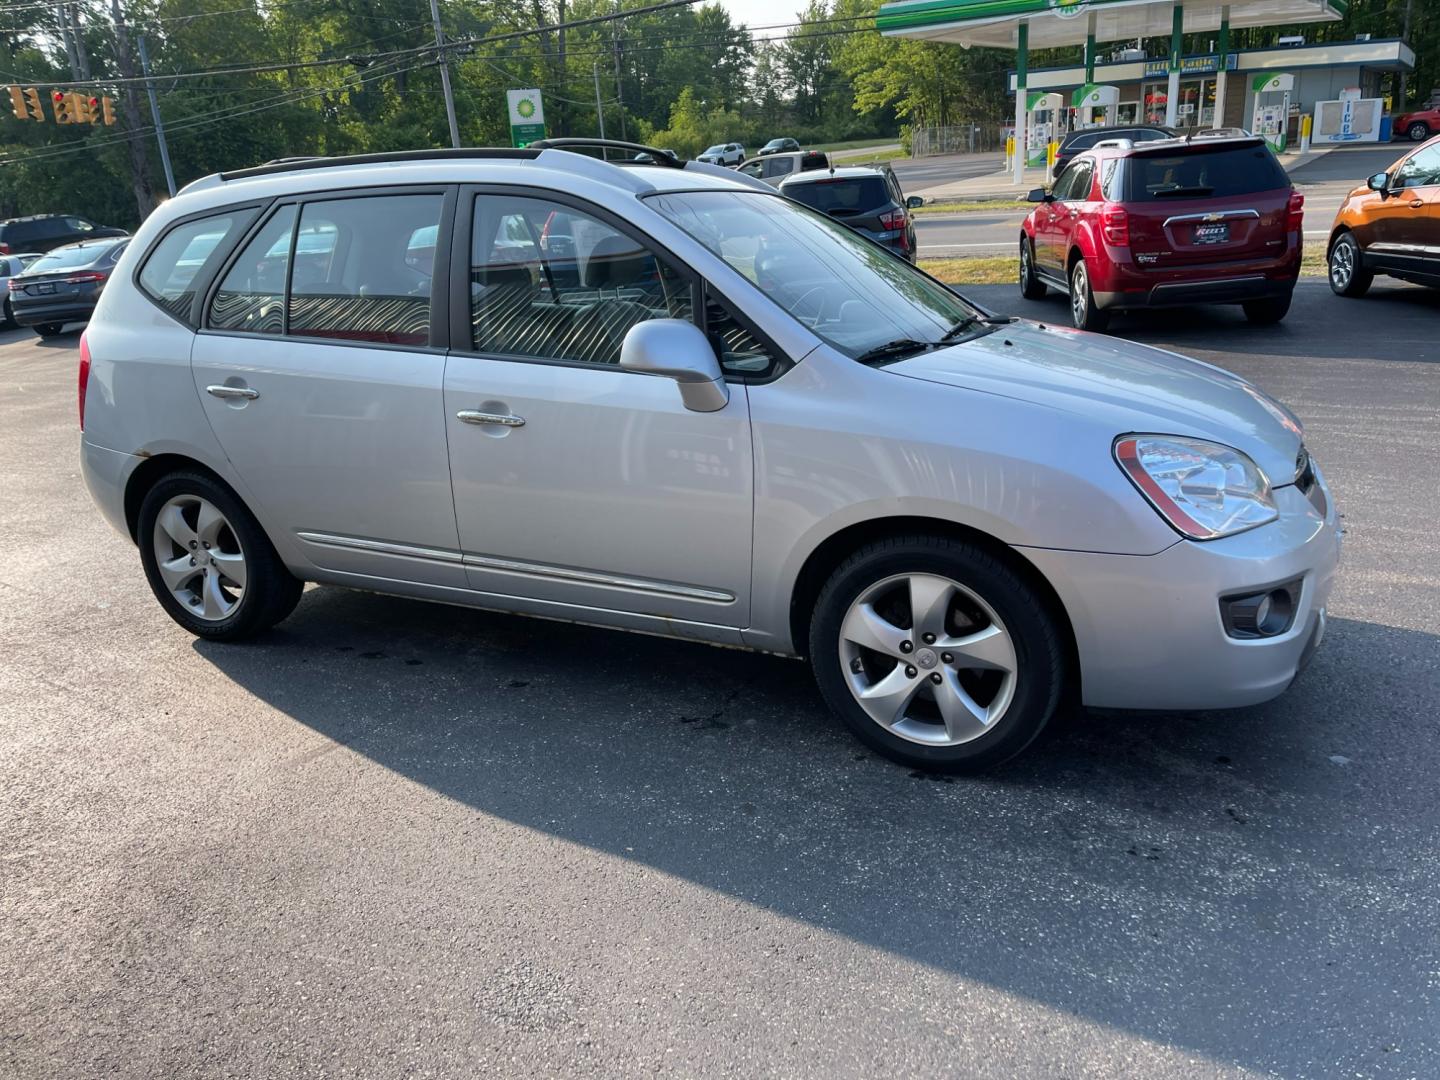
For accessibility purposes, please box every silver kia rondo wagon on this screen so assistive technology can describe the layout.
[79,141,1341,772]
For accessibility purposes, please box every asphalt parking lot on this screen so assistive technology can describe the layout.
[3,284,1439,1077]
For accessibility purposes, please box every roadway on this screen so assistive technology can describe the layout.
[4,283,1439,1077]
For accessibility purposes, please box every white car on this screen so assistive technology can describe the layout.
[697,142,745,166]
[76,140,1340,773]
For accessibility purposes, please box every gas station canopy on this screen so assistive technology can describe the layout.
[877,0,1345,49]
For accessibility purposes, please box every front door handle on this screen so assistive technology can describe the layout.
[457,410,526,428]
[206,384,259,400]
[1411,199,1425,208]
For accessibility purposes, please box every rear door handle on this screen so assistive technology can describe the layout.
[457,410,525,428]
[1411,199,1425,208]
[206,385,259,400]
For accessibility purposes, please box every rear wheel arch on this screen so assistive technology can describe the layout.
[1067,245,1086,272]
[124,454,240,543]
[785,516,1080,694]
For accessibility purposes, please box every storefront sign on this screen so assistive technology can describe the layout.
[1142,53,1237,77]
[506,89,546,148]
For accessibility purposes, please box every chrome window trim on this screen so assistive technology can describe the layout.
[1161,209,1262,227]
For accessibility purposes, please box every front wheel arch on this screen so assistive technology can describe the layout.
[786,516,1080,698]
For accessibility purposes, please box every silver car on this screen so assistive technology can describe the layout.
[1,252,43,327]
[78,143,1341,772]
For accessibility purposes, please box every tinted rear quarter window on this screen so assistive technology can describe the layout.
[138,211,255,321]
[785,177,890,216]
[1124,145,1289,200]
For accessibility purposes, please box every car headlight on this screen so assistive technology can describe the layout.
[1114,435,1278,540]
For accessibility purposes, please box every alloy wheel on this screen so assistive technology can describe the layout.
[838,573,1018,747]
[1070,263,1087,324]
[1020,243,1030,285]
[1330,240,1353,289]
[151,494,247,621]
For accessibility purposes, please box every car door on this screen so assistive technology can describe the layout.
[1038,160,1090,273]
[442,190,755,631]
[1371,144,1440,276]
[192,187,465,586]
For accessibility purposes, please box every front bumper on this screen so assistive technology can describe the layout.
[1020,472,1341,711]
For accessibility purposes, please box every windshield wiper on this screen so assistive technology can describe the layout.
[937,316,981,343]
[1154,185,1214,196]
[854,338,935,365]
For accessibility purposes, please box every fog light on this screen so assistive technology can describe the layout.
[1221,580,1301,639]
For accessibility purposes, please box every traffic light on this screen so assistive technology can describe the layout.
[8,86,24,120]
[23,88,42,121]
[6,86,44,121]
[52,89,72,124]
[71,93,95,124]
[101,96,116,125]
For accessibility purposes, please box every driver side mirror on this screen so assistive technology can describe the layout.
[1367,171,1391,194]
[906,195,925,209]
[1026,187,1053,203]
[619,319,729,413]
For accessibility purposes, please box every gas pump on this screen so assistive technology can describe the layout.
[1251,72,1294,153]
[1072,83,1119,129]
[1027,92,1064,176]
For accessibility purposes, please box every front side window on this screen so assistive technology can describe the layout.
[469,195,692,366]
[138,211,254,321]
[66,217,94,232]
[650,191,980,361]
[1394,146,1440,188]
[287,194,441,345]
[1055,161,1093,201]
[209,205,296,334]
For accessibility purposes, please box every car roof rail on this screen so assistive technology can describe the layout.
[216,147,542,182]
[1091,138,1134,150]
[527,137,687,168]
[1188,126,1253,140]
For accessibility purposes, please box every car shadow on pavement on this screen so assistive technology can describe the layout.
[194,585,1440,1077]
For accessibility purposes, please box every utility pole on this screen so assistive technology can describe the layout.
[107,0,157,218]
[593,59,605,139]
[1395,0,1414,111]
[427,0,461,148]
[137,36,175,198]
[610,21,626,140]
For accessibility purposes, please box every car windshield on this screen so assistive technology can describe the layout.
[649,190,981,361]
[25,243,112,272]
[703,145,726,156]
[783,177,890,217]
[1125,144,1289,199]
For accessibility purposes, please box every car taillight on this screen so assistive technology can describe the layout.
[6,279,21,291]
[1102,205,1129,247]
[78,331,91,431]
[65,271,107,284]
[880,209,907,232]
[0,242,10,254]
[1287,191,1304,232]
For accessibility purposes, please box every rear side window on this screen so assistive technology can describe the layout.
[286,194,442,346]
[138,211,254,321]
[785,177,890,216]
[1124,146,1288,200]
[209,205,297,335]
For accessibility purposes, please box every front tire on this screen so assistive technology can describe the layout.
[137,470,302,641]
[1242,292,1293,324]
[809,536,1065,773]
[1408,121,1430,142]
[1328,233,1373,297]
[1068,258,1109,332]
[1019,238,1047,299]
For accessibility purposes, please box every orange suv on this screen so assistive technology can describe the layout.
[1326,135,1440,296]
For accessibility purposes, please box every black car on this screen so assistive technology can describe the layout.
[8,237,129,337]
[1052,125,1177,176]
[758,137,801,156]
[0,214,127,256]
[778,165,923,262]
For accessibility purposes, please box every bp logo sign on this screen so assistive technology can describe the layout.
[1047,0,1089,18]
[506,88,546,147]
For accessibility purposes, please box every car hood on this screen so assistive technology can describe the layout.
[886,320,1305,483]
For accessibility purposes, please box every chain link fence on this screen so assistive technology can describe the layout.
[908,124,1007,157]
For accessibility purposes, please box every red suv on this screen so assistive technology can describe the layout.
[1019,134,1303,331]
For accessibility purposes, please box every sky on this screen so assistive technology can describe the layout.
[716,0,812,41]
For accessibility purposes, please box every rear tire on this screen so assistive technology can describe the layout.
[34,323,63,338]
[2,298,13,329]
[137,470,303,642]
[1328,233,1373,298]
[1068,258,1109,332]
[809,535,1065,774]
[1019,238,1047,299]
[1408,121,1430,142]
[1242,292,1293,325]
